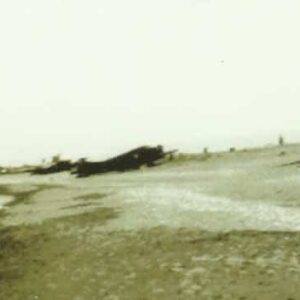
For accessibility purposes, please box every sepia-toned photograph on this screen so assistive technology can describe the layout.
[1,1,300,299]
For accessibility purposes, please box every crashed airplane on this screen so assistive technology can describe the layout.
[29,146,176,177]
[30,160,75,175]
[73,145,176,177]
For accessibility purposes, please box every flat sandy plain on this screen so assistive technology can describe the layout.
[1,144,300,300]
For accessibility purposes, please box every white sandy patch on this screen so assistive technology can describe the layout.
[0,195,14,209]
[103,185,300,232]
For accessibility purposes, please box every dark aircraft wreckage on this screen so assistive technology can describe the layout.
[30,145,176,177]
[74,145,176,177]
[30,160,75,175]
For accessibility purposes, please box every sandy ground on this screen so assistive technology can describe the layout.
[1,144,300,299]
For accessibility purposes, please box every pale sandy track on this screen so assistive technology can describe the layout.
[101,184,300,232]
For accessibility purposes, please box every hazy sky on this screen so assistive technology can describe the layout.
[0,0,300,165]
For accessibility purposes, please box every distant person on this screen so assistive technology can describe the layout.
[279,135,285,146]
